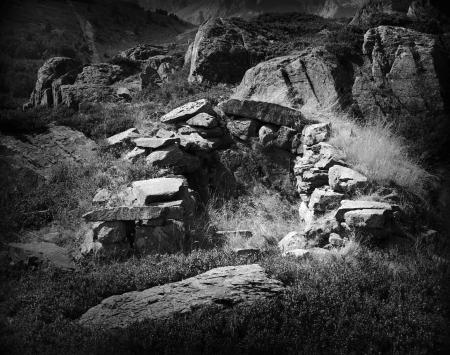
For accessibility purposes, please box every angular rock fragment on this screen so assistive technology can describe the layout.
[226,119,259,141]
[135,220,186,254]
[133,137,180,150]
[302,123,331,146]
[146,145,201,173]
[186,113,219,128]
[278,231,307,253]
[308,187,344,212]
[106,128,140,148]
[328,165,368,194]
[131,177,187,205]
[160,99,215,124]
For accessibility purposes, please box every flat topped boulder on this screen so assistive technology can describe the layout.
[79,264,284,329]
[186,113,219,128]
[106,128,139,147]
[131,177,187,205]
[133,137,179,150]
[335,200,396,222]
[218,99,308,128]
[160,99,215,124]
[8,242,75,270]
[82,201,184,222]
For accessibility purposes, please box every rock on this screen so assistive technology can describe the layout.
[296,169,329,194]
[299,201,316,227]
[303,213,340,245]
[119,44,167,61]
[303,123,331,146]
[278,232,307,252]
[93,221,129,244]
[283,248,332,260]
[106,128,140,148]
[28,57,81,108]
[156,128,176,138]
[188,18,255,84]
[92,189,111,206]
[352,26,450,143]
[234,248,260,257]
[274,126,297,150]
[123,147,146,162]
[219,99,307,128]
[329,233,345,247]
[135,220,186,254]
[8,242,75,270]
[226,119,259,141]
[184,42,194,67]
[60,84,118,109]
[82,201,185,222]
[117,87,132,101]
[259,125,277,146]
[75,63,130,86]
[335,200,396,222]
[215,230,253,240]
[308,187,344,212]
[160,99,215,124]
[0,125,97,182]
[131,177,188,205]
[344,209,389,229]
[79,264,284,329]
[133,137,180,150]
[178,126,224,138]
[328,165,368,194]
[233,47,354,115]
[146,145,201,173]
[140,64,160,89]
[186,113,219,128]
[180,133,222,152]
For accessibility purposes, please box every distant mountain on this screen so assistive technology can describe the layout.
[136,0,365,24]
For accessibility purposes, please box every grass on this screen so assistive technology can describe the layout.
[328,116,434,202]
[0,246,449,354]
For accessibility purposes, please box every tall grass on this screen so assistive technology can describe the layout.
[329,118,434,201]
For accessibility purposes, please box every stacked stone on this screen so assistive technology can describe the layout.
[218,99,309,153]
[82,177,196,256]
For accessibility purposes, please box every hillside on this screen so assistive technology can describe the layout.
[0,0,194,107]
[137,0,364,24]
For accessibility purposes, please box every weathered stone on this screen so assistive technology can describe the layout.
[303,123,331,146]
[60,84,118,109]
[146,145,201,173]
[117,87,132,101]
[186,113,219,128]
[93,221,128,244]
[304,213,340,244]
[8,242,75,270]
[329,233,345,247]
[92,189,111,206]
[83,201,184,222]
[178,126,224,138]
[335,200,395,222]
[179,133,222,152]
[160,99,215,124]
[133,137,179,150]
[226,119,259,141]
[156,128,176,138]
[278,232,307,253]
[79,264,284,329]
[123,147,146,162]
[135,220,186,254]
[106,128,140,148]
[119,44,167,61]
[259,125,277,146]
[131,177,187,205]
[308,187,344,212]
[233,47,354,116]
[344,209,389,229]
[328,165,368,194]
[219,99,307,128]
[75,63,131,86]
[274,126,297,150]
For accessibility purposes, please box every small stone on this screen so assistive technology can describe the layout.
[106,128,139,148]
[93,188,111,206]
[93,221,128,244]
[156,128,176,138]
[274,126,297,150]
[131,177,187,205]
[133,137,180,150]
[117,87,132,101]
[328,165,368,194]
[259,125,277,146]
[227,119,259,141]
[278,231,306,252]
[160,99,215,124]
[146,145,201,173]
[179,133,222,152]
[186,113,219,128]
[302,123,331,146]
[123,147,146,162]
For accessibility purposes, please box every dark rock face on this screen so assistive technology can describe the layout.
[232,47,355,115]
[28,57,81,108]
[352,25,450,144]
[188,18,265,84]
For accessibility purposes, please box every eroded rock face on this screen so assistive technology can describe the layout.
[232,47,354,116]
[188,18,259,84]
[353,26,450,136]
[28,57,81,108]
[79,264,284,329]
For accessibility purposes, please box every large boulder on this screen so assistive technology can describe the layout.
[79,264,284,329]
[232,47,355,116]
[352,26,450,145]
[188,18,264,84]
[28,57,81,108]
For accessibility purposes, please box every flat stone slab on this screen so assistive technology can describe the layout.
[131,178,187,204]
[335,200,395,222]
[79,264,284,329]
[344,209,388,229]
[8,242,75,270]
[219,99,309,128]
[160,99,215,124]
[82,201,184,222]
[133,137,180,150]
[106,128,139,147]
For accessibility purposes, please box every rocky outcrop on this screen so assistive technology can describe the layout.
[352,26,450,136]
[27,57,81,108]
[188,18,267,84]
[79,264,284,329]
[232,47,355,116]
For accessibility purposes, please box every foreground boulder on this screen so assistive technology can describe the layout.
[79,264,284,329]
[232,47,354,115]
